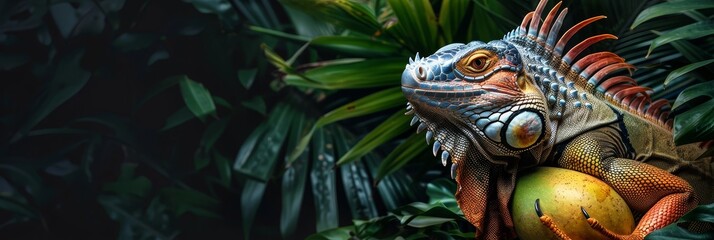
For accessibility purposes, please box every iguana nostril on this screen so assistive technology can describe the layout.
[417,66,427,80]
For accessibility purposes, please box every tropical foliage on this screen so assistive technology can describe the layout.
[0,0,712,239]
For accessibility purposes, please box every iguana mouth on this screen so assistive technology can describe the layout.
[402,87,488,102]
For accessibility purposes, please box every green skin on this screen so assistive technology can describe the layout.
[400,2,712,239]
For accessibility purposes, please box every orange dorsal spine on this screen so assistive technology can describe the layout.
[504,0,673,130]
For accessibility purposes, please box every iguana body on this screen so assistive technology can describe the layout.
[400,0,713,239]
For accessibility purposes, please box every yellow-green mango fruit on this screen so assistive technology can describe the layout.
[511,167,635,240]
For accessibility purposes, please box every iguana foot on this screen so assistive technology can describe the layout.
[580,207,645,240]
[533,200,645,240]
[534,199,572,240]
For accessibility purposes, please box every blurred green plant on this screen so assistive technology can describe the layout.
[306,179,473,240]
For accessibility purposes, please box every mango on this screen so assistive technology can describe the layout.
[511,167,635,240]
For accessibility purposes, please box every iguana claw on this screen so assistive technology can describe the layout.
[534,198,543,217]
[580,206,590,219]
[534,199,571,240]
[580,206,643,240]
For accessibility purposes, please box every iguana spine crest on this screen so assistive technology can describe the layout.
[504,0,673,130]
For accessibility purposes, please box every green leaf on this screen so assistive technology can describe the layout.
[305,226,354,240]
[280,112,310,238]
[112,33,159,51]
[102,164,151,198]
[333,127,378,220]
[664,59,714,87]
[50,3,78,39]
[438,0,469,44]
[672,81,714,111]
[194,155,210,175]
[185,0,239,29]
[200,118,229,150]
[212,96,234,110]
[147,49,169,65]
[396,203,464,228]
[284,58,404,90]
[178,75,217,119]
[12,49,89,142]
[238,68,258,89]
[233,124,269,174]
[194,118,230,170]
[310,36,402,57]
[669,40,711,64]
[316,87,404,129]
[310,127,338,232]
[469,0,517,41]
[0,165,44,199]
[281,4,336,37]
[287,41,311,65]
[288,87,404,163]
[336,110,411,165]
[426,179,460,214]
[234,103,293,181]
[160,187,220,218]
[72,114,137,143]
[673,81,714,145]
[375,133,427,183]
[160,107,194,131]
[213,150,232,186]
[280,0,380,36]
[98,196,177,240]
[364,154,417,210]
[648,21,714,57]
[405,216,454,228]
[262,43,293,73]
[241,96,267,115]
[386,0,438,52]
[249,25,311,42]
[241,179,267,240]
[45,160,78,177]
[631,0,714,30]
[0,195,38,218]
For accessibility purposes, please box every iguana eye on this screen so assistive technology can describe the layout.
[469,55,490,72]
[456,50,494,76]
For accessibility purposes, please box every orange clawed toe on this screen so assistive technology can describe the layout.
[533,199,643,240]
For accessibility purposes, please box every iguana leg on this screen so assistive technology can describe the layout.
[554,133,698,239]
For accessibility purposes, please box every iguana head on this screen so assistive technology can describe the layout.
[401,40,550,166]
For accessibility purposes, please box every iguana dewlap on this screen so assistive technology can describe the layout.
[400,0,713,239]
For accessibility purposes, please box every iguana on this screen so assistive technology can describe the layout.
[400,0,713,239]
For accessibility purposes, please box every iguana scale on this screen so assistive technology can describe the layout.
[400,0,713,239]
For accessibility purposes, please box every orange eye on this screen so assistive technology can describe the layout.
[470,56,489,72]
[455,50,494,76]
